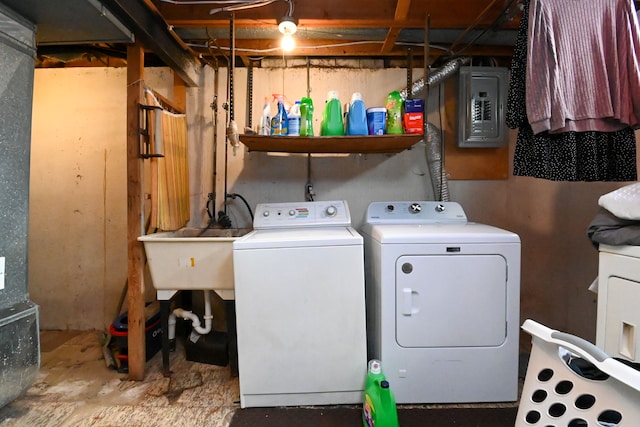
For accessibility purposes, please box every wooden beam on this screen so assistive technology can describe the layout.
[103,0,201,87]
[382,0,412,53]
[173,73,187,112]
[156,0,519,29]
[167,18,432,30]
[126,42,147,381]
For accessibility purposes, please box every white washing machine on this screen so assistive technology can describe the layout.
[596,244,640,362]
[360,201,521,404]
[232,200,367,408]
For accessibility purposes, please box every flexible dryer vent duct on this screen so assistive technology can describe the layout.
[425,122,449,201]
[400,57,470,202]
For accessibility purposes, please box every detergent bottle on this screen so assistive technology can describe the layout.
[362,360,399,427]
[385,90,404,134]
[288,101,301,136]
[270,94,288,136]
[320,91,344,136]
[300,97,314,136]
[346,92,368,136]
[259,96,271,135]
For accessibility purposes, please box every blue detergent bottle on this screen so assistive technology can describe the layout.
[346,92,368,136]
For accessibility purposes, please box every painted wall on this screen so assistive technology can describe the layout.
[28,64,637,347]
[29,67,174,330]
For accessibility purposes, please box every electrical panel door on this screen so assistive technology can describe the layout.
[457,67,508,148]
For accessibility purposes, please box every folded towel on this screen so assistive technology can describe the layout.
[587,208,640,248]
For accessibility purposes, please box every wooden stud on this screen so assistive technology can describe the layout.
[126,42,147,380]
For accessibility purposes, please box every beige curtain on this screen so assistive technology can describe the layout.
[145,90,190,231]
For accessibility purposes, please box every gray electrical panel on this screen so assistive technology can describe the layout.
[457,67,509,148]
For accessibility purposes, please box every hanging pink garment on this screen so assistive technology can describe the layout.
[526,0,640,134]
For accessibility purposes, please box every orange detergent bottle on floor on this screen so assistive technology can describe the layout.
[363,360,399,427]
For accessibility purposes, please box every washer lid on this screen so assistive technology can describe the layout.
[233,226,363,250]
[362,222,520,244]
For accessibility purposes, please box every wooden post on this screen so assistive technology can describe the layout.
[126,42,146,380]
[173,72,187,112]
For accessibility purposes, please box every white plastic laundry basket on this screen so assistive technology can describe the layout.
[516,319,640,427]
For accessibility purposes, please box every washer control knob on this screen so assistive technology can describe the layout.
[409,203,422,214]
[325,205,337,217]
[288,209,296,217]
[435,204,446,213]
[262,210,270,217]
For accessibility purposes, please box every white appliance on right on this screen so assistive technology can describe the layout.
[596,244,640,363]
[361,201,521,404]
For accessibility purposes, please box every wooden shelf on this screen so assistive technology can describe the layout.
[239,134,424,154]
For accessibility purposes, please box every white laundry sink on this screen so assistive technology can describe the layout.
[138,227,251,291]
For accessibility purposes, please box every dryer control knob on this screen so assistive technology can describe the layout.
[262,210,270,217]
[435,204,446,213]
[409,203,422,213]
[325,205,337,217]
[288,209,296,217]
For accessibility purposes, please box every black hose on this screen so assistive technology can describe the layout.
[226,193,254,222]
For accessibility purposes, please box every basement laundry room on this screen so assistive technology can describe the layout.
[1,0,640,426]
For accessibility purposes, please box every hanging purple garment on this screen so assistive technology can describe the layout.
[506,0,637,182]
[526,0,640,134]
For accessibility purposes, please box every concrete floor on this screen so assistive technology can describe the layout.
[0,329,525,427]
[0,330,240,427]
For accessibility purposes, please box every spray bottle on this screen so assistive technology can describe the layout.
[362,360,399,427]
[270,94,288,136]
[259,96,271,135]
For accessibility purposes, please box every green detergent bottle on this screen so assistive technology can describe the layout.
[320,91,344,136]
[362,360,399,427]
[300,97,314,136]
[385,90,404,134]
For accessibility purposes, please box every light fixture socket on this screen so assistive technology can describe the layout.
[278,16,297,35]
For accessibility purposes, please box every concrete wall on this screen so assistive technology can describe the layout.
[29,67,173,330]
[29,64,637,346]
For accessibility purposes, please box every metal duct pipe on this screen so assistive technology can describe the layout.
[400,56,469,201]
[425,122,450,201]
[400,56,470,99]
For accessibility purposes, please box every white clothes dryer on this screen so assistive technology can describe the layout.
[361,201,521,404]
[596,244,640,363]
[232,200,367,408]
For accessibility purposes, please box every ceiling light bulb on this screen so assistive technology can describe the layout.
[278,17,297,35]
[281,34,295,51]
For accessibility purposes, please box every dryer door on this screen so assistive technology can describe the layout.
[396,254,507,347]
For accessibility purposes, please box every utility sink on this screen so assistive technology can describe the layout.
[138,227,252,291]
